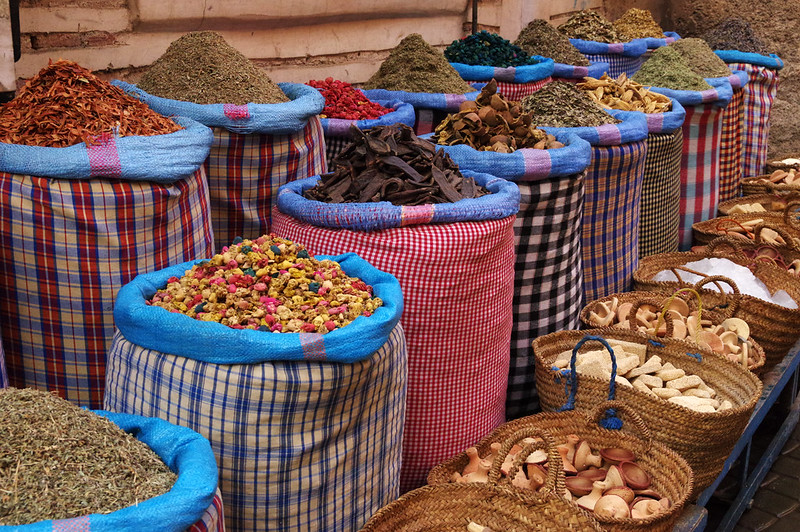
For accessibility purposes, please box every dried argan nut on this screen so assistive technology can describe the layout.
[459,100,478,112]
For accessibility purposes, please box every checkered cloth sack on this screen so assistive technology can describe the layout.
[715,51,784,177]
[552,61,610,83]
[426,132,591,419]
[0,119,214,408]
[273,171,519,491]
[570,38,648,78]
[718,71,749,201]
[0,338,7,389]
[106,253,406,532]
[113,81,327,250]
[451,56,555,100]
[362,88,480,135]
[188,488,226,532]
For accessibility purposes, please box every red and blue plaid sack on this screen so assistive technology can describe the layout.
[718,71,750,201]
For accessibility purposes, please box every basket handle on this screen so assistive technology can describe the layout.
[655,288,703,343]
[753,222,798,251]
[782,200,800,232]
[705,236,744,255]
[692,275,740,318]
[586,400,652,451]
[487,427,562,496]
[623,297,674,337]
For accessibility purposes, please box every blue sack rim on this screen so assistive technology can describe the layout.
[552,61,610,79]
[448,56,555,83]
[713,50,784,70]
[361,88,480,112]
[569,37,648,57]
[539,107,649,146]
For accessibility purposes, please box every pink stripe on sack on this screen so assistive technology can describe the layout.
[53,516,91,532]
[646,113,665,132]
[87,133,122,178]
[608,43,625,53]
[400,204,436,226]
[492,66,517,83]
[522,148,552,177]
[223,104,250,120]
[596,124,623,145]
[300,333,327,361]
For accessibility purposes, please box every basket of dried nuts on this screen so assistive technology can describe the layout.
[692,200,800,246]
[718,193,800,215]
[742,168,800,195]
[578,73,673,114]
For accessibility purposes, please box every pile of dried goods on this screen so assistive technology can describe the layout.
[632,47,712,91]
[307,78,390,120]
[0,60,182,147]
[558,10,620,43]
[514,19,590,66]
[613,8,666,41]
[444,30,539,67]
[138,31,289,105]
[521,80,621,127]
[701,19,768,55]
[668,38,732,78]
[578,73,672,113]
[752,168,800,186]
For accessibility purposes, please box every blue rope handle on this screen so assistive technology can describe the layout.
[558,334,623,430]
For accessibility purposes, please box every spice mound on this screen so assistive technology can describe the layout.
[362,33,476,94]
[444,30,539,68]
[0,60,182,147]
[307,78,390,120]
[304,124,487,205]
[632,46,712,91]
[668,38,731,78]
[579,73,672,113]
[613,8,666,41]
[0,387,177,526]
[433,79,564,153]
[514,19,590,66]
[138,31,288,105]
[701,19,768,55]
[149,236,382,333]
[558,10,620,44]
[521,80,621,128]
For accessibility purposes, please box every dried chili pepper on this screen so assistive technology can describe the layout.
[307,78,391,120]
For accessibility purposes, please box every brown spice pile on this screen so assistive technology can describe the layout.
[614,8,666,40]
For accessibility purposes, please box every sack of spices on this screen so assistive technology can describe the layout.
[0,340,7,389]
[115,31,327,249]
[716,70,750,201]
[105,236,406,532]
[0,60,214,409]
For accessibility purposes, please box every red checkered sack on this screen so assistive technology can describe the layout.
[718,71,749,202]
[188,488,226,532]
[464,77,552,101]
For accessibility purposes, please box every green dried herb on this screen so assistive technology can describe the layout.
[0,388,177,526]
[138,31,289,105]
[669,38,733,78]
[632,46,713,91]
[444,30,539,68]
[363,34,476,94]
[514,20,590,66]
[557,10,620,44]
[521,81,620,128]
[701,19,768,55]
[613,8,666,40]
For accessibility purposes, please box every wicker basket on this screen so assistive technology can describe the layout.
[718,193,800,216]
[691,204,800,246]
[741,175,800,196]
[633,251,800,369]
[428,401,692,532]
[533,330,762,499]
[361,427,603,532]
[697,233,800,275]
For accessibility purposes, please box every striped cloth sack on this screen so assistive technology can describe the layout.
[649,77,734,250]
[318,99,415,166]
[10,411,219,532]
[0,117,214,408]
[425,133,591,419]
[188,489,226,532]
[114,81,327,250]
[639,31,681,62]
[609,98,687,257]
[551,61,610,83]
[105,253,407,532]
[717,71,749,201]
[543,112,649,302]
[273,171,519,491]
[450,56,554,100]
[715,51,784,177]
[362,88,480,135]
[570,38,648,78]
[0,338,7,389]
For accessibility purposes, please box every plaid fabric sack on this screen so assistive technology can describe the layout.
[649,77,734,250]
[718,71,750,201]
[0,118,214,408]
[9,411,218,532]
[450,56,554,100]
[0,339,7,389]
[273,171,519,492]
[426,133,591,419]
[188,489,226,532]
[551,61,610,83]
[318,99,415,166]
[543,112,649,302]
[106,253,406,532]
[715,51,784,177]
[362,88,480,135]
[570,37,648,78]
[114,81,327,249]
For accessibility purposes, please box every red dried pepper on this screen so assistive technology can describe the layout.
[307,78,391,120]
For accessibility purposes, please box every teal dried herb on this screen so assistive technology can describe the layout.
[444,30,539,68]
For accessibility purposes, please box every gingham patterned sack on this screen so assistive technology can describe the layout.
[450,56,554,100]
[273,171,519,492]
[362,88,480,135]
[5,411,219,532]
[106,253,406,532]
[715,51,784,177]
[0,120,214,408]
[114,81,327,249]
[718,71,750,202]
[543,112,649,302]
[650,77,734,250]
[425,133,591,420]
[570,37,648,78]
[319,99,415,166]
[551,60,610,83]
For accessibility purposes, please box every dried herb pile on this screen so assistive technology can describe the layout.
[433,80,563,153]
[613,8,666,40]
[514,19,590,66]
[669,38,732,78]
[444,30,538,67]
[304,124,486,205]
[632,46,713,91]
[0,60,182,148]
[138,31,288,105]
[362,34,476,94]
[701,19,768,55]
[558,10,620,43]
[521,80,621,128]
[0,387,176,526]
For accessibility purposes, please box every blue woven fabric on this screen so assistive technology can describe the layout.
[552,61,610,79]
[714,50,784,70]
[318,99,415,136]
[0,116,212,183]
[541,108,648,146]
[608,97,686,134]
[112,81,324,135]
[641,31,681,49]
[569,38,648,57]
[5,411,217,532]
[448,56,554,83]
[113,252,403,364]
[361,88,479,112]
[725,70,751,90]
[647,75,734,107]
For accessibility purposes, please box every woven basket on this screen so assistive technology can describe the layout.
[633,251,800,369]
[692,215,800,249]
[718,193,800,216]
[533,330,762,499]
[579,288,765,374]
[741,175,800,196]
[361,427,603,532]
[698,231,800,272]
[428,400,692,532]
